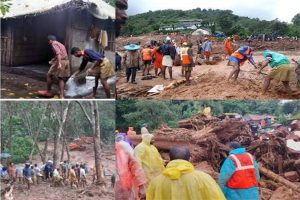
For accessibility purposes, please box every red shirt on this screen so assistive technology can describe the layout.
[51,41,68,60]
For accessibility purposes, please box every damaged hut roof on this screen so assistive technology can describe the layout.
[1,0,115,19]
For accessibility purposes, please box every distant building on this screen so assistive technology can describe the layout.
[244,114,275,128]
[159,19,202,31]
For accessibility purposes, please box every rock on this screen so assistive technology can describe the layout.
[284,171,299,182]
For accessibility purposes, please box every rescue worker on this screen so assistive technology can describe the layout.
[69,166,78,188]
[71,47,115,98]
[146,147,226,200]
[53,168,64,187]
[141,44,153,76]
[258,50,293,95]
[202,37,213,61]
[224,37,233,59]
[180,42,194,85]
[23,163,33,190]
[134,133,165,183]
[79,165,87,187]
[152,42,163,76]
[158,37,176,80]
[115,136,147,200]
[140,123,150,135]
[219,141,260,200]
[123,44,141,84]
[227,46,258,82]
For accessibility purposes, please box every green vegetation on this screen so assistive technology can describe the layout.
[1,101,115,164]
[116,100,300,131]
[121,8,300,38]
[0,0,12,16]
[104,0,115,7]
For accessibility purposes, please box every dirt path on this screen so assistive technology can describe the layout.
[117,52,300,99]
[8,142,115,200]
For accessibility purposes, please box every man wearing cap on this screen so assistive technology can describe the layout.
[227,45,258,82]
[219,142,260,200]
[71,47,115,98]
[158,37,176,80]
[181,42,194,85]
[258,50,293,95]
[42,35,70,99]
[202,37,213,61]
[123,44,141,84]
[141,44,153,76]
[134,133,165,184]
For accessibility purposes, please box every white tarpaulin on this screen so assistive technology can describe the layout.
[2,0,115,19]
[65,75,116,97]
[287,139,300,151]
[148,85,164,94]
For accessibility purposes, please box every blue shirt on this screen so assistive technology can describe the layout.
[79,49,104,71]
[23,166,32,178]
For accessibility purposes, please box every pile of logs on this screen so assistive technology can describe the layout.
[129,113,300,196]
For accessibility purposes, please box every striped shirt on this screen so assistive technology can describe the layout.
[51,41,68,60]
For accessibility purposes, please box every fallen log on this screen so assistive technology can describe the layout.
[259,164,300,193]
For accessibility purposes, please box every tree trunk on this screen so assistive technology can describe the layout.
[64,139,70,163]
[41,138,49,163]
[53,102,70,169]
[60,135,65,162]
[92,101,105,185]
[259,164,300,192]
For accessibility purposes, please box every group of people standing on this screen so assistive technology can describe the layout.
[115,126,260,200]
[1,160,94,190]
[118,34,299,95]
[120,36,209,86]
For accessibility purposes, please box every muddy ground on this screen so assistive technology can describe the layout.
[2,142,115,200]
[1,65,115,99]
[116,52,300,100]
[116,35,300,100]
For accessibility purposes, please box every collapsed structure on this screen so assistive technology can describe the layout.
[1,0,115,68]
[129,113,300,199]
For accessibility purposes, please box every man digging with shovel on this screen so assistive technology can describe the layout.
[71,47,115,98]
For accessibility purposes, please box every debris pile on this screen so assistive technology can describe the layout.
[129,115,300,198]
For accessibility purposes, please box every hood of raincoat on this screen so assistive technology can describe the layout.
[142,133,153,145]
[163,159,194,180]
[229,147,246,155]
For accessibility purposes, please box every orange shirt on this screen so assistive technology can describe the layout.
[152,47,163,69]
[141,48,152,61]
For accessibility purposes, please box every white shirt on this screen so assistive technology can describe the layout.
[80,168,86,178]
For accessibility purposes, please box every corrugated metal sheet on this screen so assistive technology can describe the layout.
[1,0,115,19]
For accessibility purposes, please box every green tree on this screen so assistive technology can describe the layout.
[292,13,300,26]
[0,0,11,16]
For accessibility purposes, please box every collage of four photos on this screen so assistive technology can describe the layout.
[0,0,300,199]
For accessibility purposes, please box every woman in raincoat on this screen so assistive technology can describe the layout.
[134,133,165,183]
[115,138,147,200]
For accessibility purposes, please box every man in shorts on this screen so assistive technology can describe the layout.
[158,37,176,80]
[227,45,258,82]
[141,44,153,76]
[43,35,70,99]
[71,47,115,98]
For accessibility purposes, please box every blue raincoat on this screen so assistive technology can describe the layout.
[218,148,260,200]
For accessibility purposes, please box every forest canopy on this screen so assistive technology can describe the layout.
[121,8,300,38]
[1,101,115,164]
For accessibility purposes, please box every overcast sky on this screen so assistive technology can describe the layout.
[128,0,299,23]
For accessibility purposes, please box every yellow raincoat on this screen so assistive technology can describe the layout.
[146,159,226,200]
[134,134,165,182]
